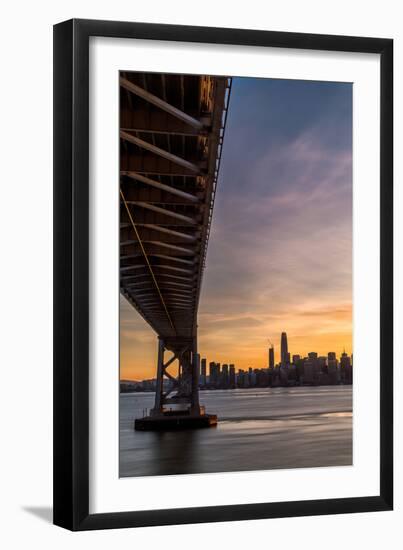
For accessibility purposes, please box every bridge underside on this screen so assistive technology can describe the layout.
[120,72,231,423]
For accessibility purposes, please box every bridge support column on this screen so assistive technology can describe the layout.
[191,336,200,415]
[134,335,217,430]
[150,337,164,416]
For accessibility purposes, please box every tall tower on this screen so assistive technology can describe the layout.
[269,345,274,369]
[281,332,288,366]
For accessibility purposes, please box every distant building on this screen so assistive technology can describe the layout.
[327,357,339,385]
[209,362,220,388]
[256,368,269,387]
[340,351,352,384]
[201,357,206,377]
[279,366,289,385]
[303,359,320,385]
[294,357,305,384]
[248,367,256,387]
[200,358,207,386]
[281,332,289,366]
[269,346,275,369]
[287,364,297,385]
[318,356,327,372]
[340,351,351,369]
[229,364,236,388]
[141,378,157,391]
[120,380,140,393]
[237,369,247,388]
[222,364,229,388]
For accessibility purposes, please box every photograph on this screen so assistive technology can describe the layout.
[119,71,353,478]
[50,13,393,533]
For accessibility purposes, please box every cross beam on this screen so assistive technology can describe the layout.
[126,200,198,225]
[122,172,200,203]
[121,131,201,174]
[120,76,205,130]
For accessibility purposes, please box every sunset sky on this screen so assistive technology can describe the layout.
[120,77,353,381]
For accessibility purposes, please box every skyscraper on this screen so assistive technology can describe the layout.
[209,362,218,387]
[340,351,352,384]
[200,358,207,378]
[340,351,351,369]
[269,346,274,369]
[281,332,288,366]
[200,358,207,386]
[222,364,229,388]
[229,364,236,388]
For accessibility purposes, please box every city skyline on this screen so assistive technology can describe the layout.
[121,339,352,383]
[120,76,352,381]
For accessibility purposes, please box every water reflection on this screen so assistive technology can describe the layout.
[120,386,352,478]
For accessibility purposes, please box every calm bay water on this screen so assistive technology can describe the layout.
[120,386,352,478]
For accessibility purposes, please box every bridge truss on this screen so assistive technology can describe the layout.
[120,72,231,422]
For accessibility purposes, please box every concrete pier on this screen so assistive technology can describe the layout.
[134,411,218,431]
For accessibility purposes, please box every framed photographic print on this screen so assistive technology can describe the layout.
[53,19,393,530]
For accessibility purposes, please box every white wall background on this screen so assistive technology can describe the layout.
[0,1,401,548]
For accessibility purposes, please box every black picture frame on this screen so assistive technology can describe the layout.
[53,18,393,531]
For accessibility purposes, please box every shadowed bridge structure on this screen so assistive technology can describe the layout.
[120,72,231,428]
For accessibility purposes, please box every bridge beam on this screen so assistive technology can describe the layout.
[121,131,202,174]
[126,200,199,225]
[122,172,200,203]
[134,224,199,242]
[120,76,206,130]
